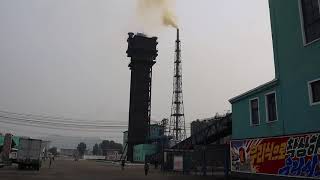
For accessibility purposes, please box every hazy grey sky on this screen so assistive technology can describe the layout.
[0,0,274,143]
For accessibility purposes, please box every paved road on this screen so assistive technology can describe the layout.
[0,159,228,180]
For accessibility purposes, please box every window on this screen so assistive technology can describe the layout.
[250,98,260,125]
[300,0,320,44]
[309,79,320,105]
[265,92,278,122]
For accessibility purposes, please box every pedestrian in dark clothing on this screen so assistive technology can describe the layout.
[49,156,53,168]
[121,160,125,170]
[144,162,149,176]
[202,165,207,176]
[155,161,158,169]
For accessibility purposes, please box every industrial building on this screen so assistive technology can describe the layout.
[125,32,158,162]
[124,29,186,163]
[191,116,231,144]
[122,123,165,162]
[229,0,320,179]
[60,149,76,157]
[145,113,232,174]
[149,124,165,141]
[133,144,158,162]
[131,124,165,162]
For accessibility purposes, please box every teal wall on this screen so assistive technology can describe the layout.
[269,0,320,135]
[231,0,320,140]
[232,86,284,139]
[133,144,157,162]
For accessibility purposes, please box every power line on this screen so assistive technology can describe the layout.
[0,119,126,133]
[0,115,127,129]
[0,111,127,127]
[0,110,127,125]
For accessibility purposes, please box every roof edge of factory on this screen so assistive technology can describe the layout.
[229,78,278,103]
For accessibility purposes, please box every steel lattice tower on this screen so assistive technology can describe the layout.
[169,29,186,142]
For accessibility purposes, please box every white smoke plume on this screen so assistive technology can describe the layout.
[138,0,178,28]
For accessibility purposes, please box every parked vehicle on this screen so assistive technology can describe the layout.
[17,138,42,170]
[9,148,18,163]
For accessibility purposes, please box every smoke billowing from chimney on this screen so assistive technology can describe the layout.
[138,0,178,29]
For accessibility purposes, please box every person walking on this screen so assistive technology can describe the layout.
[121,160,125,170]
[144,162,149,176]
[154,161,158,169]
[49,155,52,168]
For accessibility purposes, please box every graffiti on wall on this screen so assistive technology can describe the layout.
[230,133,320,178]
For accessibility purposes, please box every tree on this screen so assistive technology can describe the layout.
[77,142,87,157]
[99,140,123,155]
[48,147,58,156]
[92,143,100,155]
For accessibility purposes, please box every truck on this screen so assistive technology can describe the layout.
[9,148,18,163]
[17,138,42,170]
[0,133,14,167]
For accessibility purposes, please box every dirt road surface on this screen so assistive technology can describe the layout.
[0,159,228,180]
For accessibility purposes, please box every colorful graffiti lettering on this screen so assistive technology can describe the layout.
[287,135,320,158]
[279,155,320,177]
[231,133,320,178]
[250,142,287,164]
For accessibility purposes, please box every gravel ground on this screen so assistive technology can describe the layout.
[0,159,230,180]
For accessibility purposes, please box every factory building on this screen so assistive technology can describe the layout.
[131,124,165,162]
[191,115,231,144]
[123,124,165,162]
[60,149,76,157]
[229,0,320,178]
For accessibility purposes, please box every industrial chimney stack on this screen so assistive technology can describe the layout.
[126,33,158,162]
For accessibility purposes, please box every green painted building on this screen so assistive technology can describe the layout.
[230,0,320,140]
[133,144,157,162]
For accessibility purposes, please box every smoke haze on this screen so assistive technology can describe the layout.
[138,0,178,28]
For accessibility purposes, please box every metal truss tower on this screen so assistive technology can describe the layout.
[169,29,186,142]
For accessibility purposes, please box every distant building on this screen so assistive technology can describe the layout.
[191,115,231,144]
[122,124,164,160]
[133,144,157,162]
[191,119,212,136]
[149,124,164,141]
[105,150,121,161]
[60,149,76,157]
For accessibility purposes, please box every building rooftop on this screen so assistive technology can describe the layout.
[229,79,278,103]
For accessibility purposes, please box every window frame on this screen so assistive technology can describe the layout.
[308,78,320,106]
[298,0,320,46]
[265,91,279,123]
[249,97,260,126]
